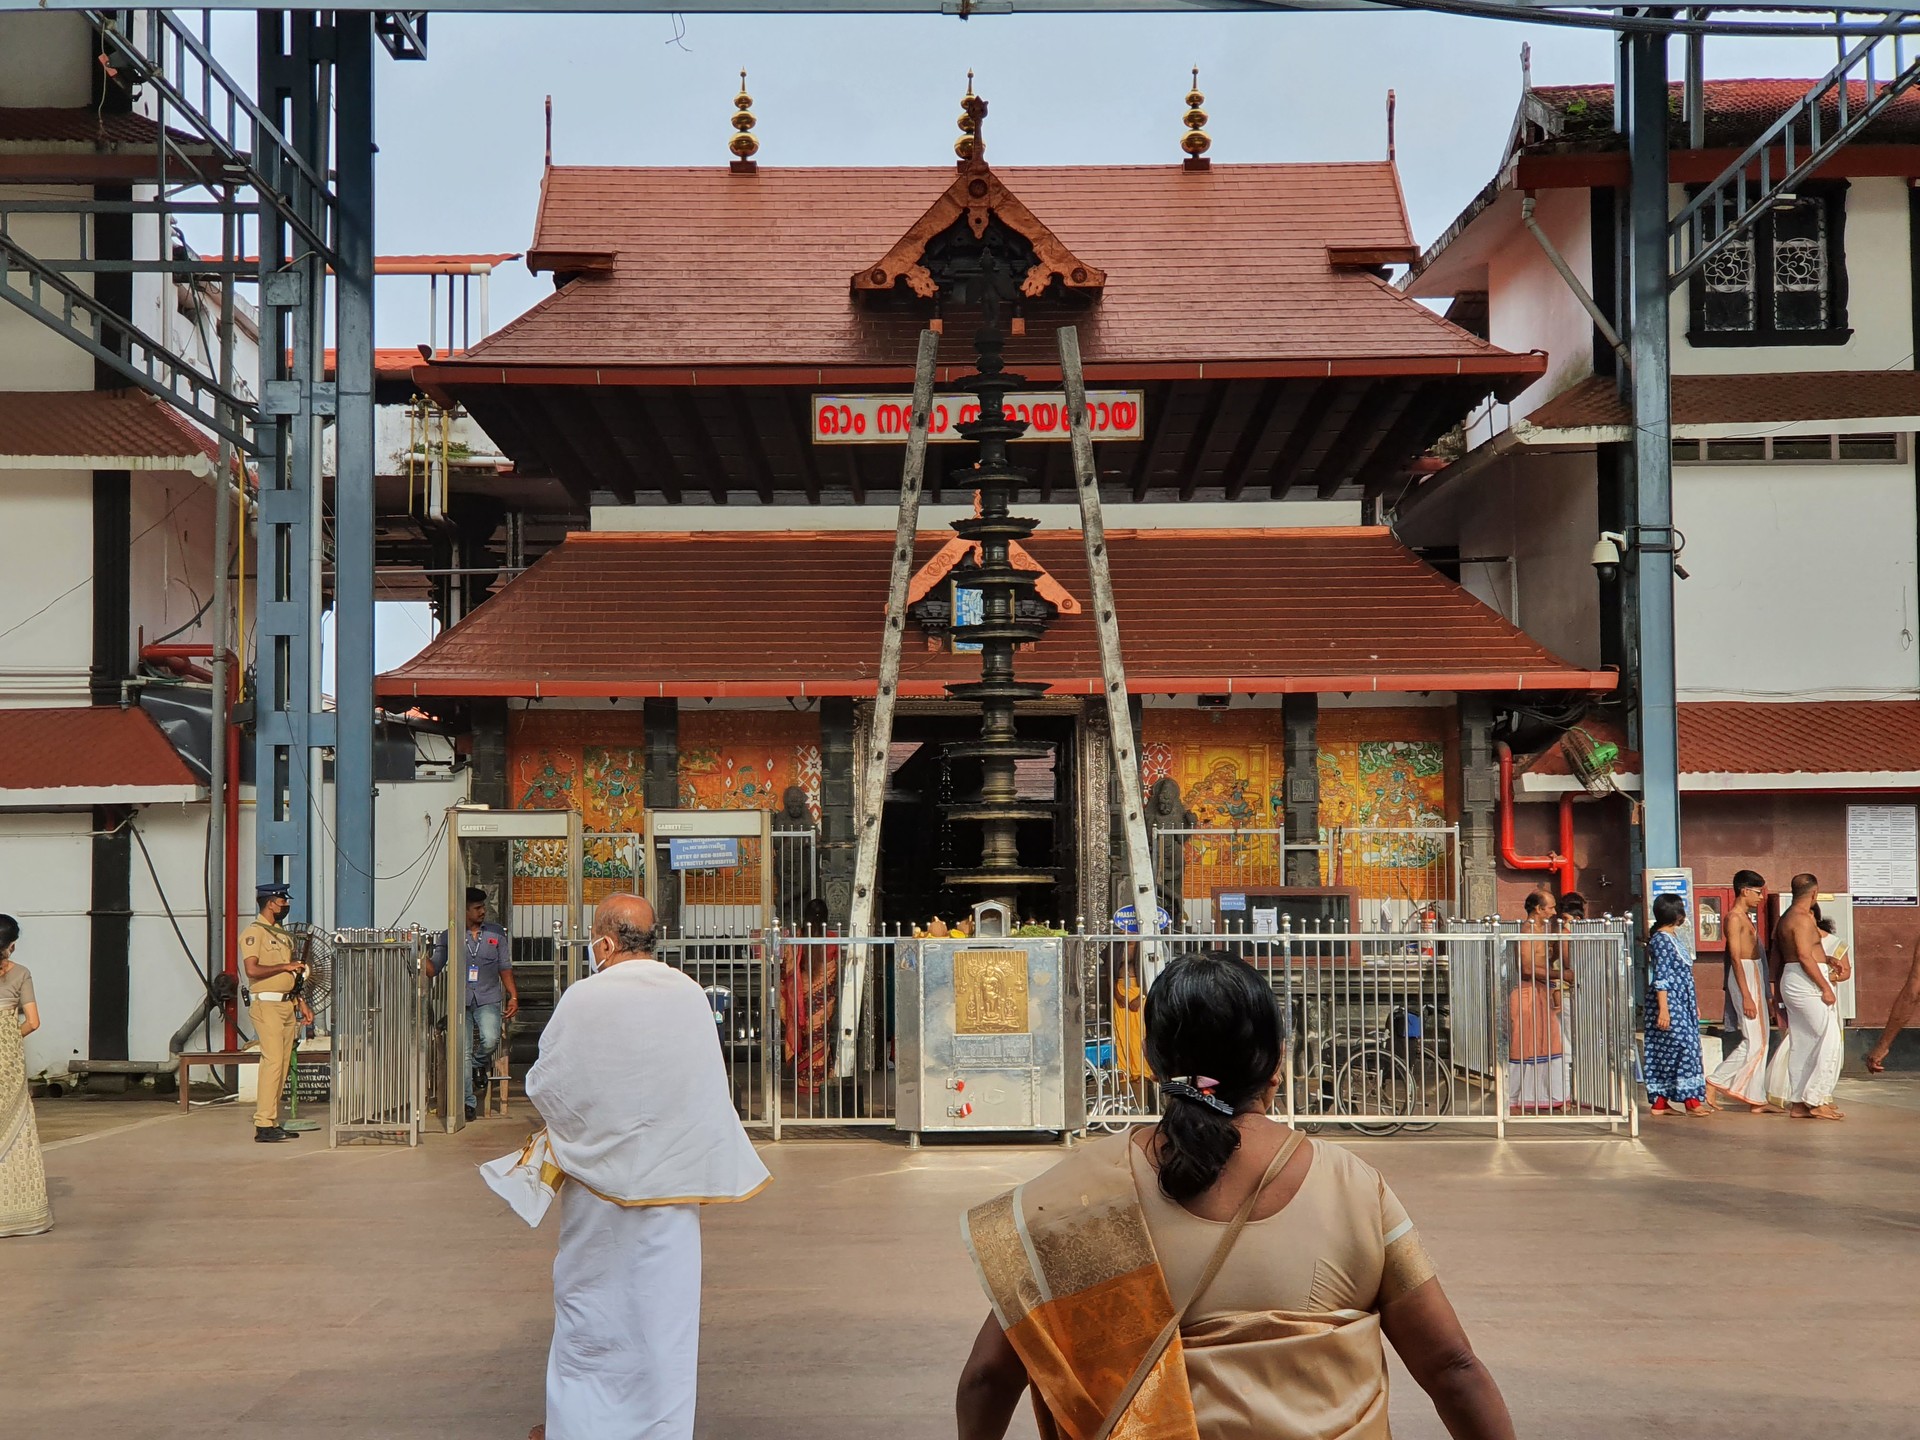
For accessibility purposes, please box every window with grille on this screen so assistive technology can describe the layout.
[1687,184,1849,346]
[1670,432,1904,464]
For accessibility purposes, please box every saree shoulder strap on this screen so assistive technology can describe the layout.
[1090,1128,1307,1440]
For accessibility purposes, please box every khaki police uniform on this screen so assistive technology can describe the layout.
[242,919,301,1129]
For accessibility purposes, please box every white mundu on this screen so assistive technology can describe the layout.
[488,956,770,1440]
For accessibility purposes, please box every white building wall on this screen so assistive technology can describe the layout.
[0,13,91,106]
[1391,448,1604,669]
[0,202,94,391]
[0,812,95,1076]
[127,802,220,1061]
[0,468,94,707]
[129,475,220,655]
[1484,187,1597,424]
[1673,462,1920,699]
[1671,177,1915,375]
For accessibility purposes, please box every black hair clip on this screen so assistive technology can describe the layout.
[1162,1076,1235,1116]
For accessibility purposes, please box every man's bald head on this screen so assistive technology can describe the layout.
[593,892,658,958]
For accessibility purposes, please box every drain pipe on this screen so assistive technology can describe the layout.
[1521,194,1632,377]
[1497,742,1578,896]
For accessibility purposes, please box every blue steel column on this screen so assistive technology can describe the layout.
[1622,29,1682,870]
[253,12,324,909]
[333,14,378,925]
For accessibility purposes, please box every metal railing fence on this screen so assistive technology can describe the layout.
[764,930,898,1135]
[329,928,430,1147]
[1150,825,1461,932]
[1076,920,1637,1137]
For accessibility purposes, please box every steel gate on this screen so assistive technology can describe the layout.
[328,928,430,1147]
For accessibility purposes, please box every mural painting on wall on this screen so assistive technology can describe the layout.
[1140,711,1287,891]
[502,710,829,910]
[1318,708,1453,901]
[507,710,649,905]
[1140,708,1455,902]
[676,711,823,907]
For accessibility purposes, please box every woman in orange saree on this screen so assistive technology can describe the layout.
[779,898,838,1095]
[957,951,1514,1440]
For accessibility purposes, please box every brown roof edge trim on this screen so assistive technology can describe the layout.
[524,249,617,275]
[411,353,1549,390]
[1328,245,1422,267]
[374,670,1620,700]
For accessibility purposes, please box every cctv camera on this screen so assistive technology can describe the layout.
[1590,532,1624,584]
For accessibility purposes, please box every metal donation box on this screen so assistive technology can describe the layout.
[897,908,1081,1137]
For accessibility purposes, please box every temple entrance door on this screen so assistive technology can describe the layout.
[878,711,1077,931]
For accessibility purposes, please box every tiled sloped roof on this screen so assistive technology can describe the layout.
[454,164,1510,372]
[1683,701,1920,776]
[1528,79,1920,149]
[1524,373,1920,432]
[0,390,219,466]
[0,707,200,795]
[1526,702,1920,779]
[0,107,169,146]
[377,528,1613,699]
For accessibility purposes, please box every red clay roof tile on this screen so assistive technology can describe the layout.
[376,527,1613,700]
[1527,702,1920,779]
[0,390,218,466]
[1525,373,1920,432]
[0,707,200,793]
[446,164,1514,374]
[1528,79,1920,150]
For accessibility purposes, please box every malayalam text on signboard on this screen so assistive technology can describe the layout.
[812,391,1143,444]
[1847,804,1919,905]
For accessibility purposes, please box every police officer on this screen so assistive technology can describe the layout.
[241,882,313,1142]
[425,886,516,1121]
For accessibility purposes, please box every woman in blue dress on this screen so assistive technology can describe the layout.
[1644,893,1709,1115]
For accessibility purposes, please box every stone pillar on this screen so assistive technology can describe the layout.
[643,698,679,933]
[1282,694,1321,887]
[818,698,857,930]
[1079,704,1113,930]
[468,700,511,912]
[1458,695,1499,921]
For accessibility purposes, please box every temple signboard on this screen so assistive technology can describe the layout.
[812,390,1143,444]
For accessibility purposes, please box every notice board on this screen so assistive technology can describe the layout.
[1846,804,1919,906]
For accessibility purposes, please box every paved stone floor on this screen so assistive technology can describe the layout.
[10,1081,1919,1440]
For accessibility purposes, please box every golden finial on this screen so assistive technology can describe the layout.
[955,71,988,168]
[730,68,758,173]
[1182,66,1211,171]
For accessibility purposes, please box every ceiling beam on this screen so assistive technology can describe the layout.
[1264,379,1342,500]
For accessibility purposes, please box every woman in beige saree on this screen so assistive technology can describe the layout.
[1,914,53,1238]
[957,951,1513,1440]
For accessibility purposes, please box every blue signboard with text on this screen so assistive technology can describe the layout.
[668,836,740,871]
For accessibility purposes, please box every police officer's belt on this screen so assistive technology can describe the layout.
[252,992,293,1002]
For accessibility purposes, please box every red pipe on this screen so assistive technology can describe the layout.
[1496,742,1578,898]
[141,642,243,1049]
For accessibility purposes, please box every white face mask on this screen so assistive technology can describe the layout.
[586,936,609,974]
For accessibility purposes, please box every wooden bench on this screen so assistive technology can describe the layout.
[176,1051,260,1109]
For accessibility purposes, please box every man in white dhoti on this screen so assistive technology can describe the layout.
[1773,874,1845,1122]
[488,893,770,1440]
[1707,870,1781,1114]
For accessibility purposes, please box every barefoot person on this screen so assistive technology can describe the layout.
[496,893,770,1440]
[1707,871,1779,1113]
[1864,944,1920,1074]
[956,950,1516,1440]
[1773,875,1844,1121]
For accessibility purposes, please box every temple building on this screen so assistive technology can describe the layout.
[378,83,1614,932]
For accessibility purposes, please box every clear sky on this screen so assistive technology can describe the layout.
[236,10,1837,678]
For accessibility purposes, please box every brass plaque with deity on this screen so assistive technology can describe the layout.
[953,949,1030,1035]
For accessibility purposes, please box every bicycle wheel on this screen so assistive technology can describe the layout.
[1333,1047,1416,1136]
[1396,1040,1453,1134]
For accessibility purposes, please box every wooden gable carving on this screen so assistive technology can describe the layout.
[850,166,1107,302]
